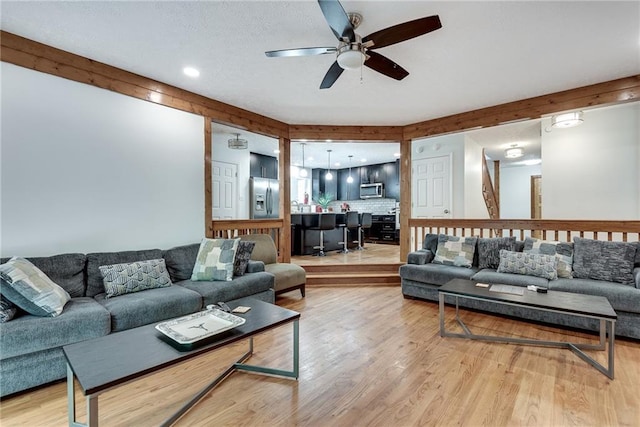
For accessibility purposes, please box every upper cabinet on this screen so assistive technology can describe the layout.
[250,152,278,179]
[337,168,361,201]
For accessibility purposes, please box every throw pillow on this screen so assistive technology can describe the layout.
[422,233,439,254]
[477,237,516,269]
[433,235,478,268]
[233,241,255,277]
[497,250,558,280]
[99,259,172,298]
[572,237,637,285]
[191,238,240,281]
[0,296,18,323]
[524,237,574,278]
[0,257,71,317]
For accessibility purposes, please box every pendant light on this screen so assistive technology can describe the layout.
[346,155,354,183]
[325,149,333,181]
[298,143,308,178]
[228,133,248,149]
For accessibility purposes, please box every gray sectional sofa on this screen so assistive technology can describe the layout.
[400,234,640,340]
[0,243,275,397]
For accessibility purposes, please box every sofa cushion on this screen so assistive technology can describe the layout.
[407,249,434,265]
[234,241,255,277]
[0,297,18,323]
[524,237,573,278]
[191,238,239,282]
[497,250,558,280]
[0,297,110,359]
[550,278,640,314]
[399,263,479,286]
[178,271,275,306]
[1,253,86,298]
[0,257,71,317]
[86,249,163,297]
[246,260,266,274]
[477,237,516,269]
[240,234,278,265]
[422,233,439,253]
[472,269,550,288]
[264,263,306,292]
[163,243,199,282]
[99,259,172,298]
[433,235,478,268]
[94,285,202,332]
[572,237,637,285]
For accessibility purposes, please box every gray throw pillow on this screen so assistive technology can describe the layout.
[497,250,558,280]
[233,241,255,277]
[99,259,172,298]
[0,257,71,317]
[477,237,516,269]
[433,235,478,268]
[0,296,18,323]
[422,233,439,254]
[572,237,637,285]
[524,237,574,278]
[191,238,239,281]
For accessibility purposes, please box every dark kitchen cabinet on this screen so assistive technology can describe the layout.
[338,168,360,201]
[250,152,278,179]
[312,168,337,200]
[368,215,398,244]
[384,160,400,201]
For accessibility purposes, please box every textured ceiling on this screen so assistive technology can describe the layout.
[2,1,639,128]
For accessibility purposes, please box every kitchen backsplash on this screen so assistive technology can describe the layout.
[329,198,397,215]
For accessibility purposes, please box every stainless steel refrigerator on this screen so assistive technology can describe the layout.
[250,177,280,219]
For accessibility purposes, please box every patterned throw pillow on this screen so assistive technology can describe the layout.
[524,237,574,278]
[0,257,71,317]
[233,241,255,277]
[0,296,18,323]
[99,259,172,298]
[573,237,636,285]
[433,235,478,268]
[191,238,240,281]
[477,237,516,269]
[497,250,558,280]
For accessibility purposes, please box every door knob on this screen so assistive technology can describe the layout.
[444,209,450,214]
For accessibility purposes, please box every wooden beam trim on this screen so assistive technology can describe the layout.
[289,125,403,141]
[1,31,289,138]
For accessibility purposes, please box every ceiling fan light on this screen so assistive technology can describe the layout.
[337,49,364,70]
[551,112,584,128]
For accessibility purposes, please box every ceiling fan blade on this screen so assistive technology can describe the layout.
[364,51,409,81]
[320,61,345,89]
[265,47,337,58]
[363,15,442,49]
[318,0,355,42]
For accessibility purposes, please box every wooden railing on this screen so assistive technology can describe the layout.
[481,150,499,219]
[211,219,287,262]
[408,219,640,252]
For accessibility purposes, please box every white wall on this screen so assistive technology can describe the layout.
[463,137,489,218]
[211,131,251,219]
[1,63,205,256]
[541,103,639,219]
[500,164,542,218]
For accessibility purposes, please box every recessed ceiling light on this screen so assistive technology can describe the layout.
[393,152,401,157]
[183,67,200,78]
[274,149,280,154]
[360,158,367,163]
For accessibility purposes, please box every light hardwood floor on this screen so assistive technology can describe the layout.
[2,287,639,426]
[290,243,401,266]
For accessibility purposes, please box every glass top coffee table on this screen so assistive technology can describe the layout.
[64,297,300,427]
[438,278,616,379]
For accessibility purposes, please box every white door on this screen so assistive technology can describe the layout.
[412,154,452,218]
[212,161,238,220]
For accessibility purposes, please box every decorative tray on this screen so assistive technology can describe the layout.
[155,308,246,345]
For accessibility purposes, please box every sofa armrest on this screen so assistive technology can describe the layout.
[407,249,434,265]
[246,260,265,273]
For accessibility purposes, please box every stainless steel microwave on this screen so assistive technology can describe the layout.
[360,183,384,199]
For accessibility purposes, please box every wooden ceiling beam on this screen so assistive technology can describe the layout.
[289,125,403,141]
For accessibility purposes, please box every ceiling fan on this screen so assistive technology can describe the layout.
[265,0,442,89]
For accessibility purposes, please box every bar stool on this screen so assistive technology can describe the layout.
[338,211,359,253]
[309,213,336,256]
[354,212,372,250]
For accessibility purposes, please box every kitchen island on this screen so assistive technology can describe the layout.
[291,212,363,255]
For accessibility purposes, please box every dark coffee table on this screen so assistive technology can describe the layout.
[63,298,300,427]
[438,278,616,379]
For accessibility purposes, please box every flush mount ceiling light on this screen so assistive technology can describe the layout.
[325,149,333,181]
[346,155,354,183]
[299,143,308,178]
[182,67,200,78]
[551,111,584,128]
[337,45,365,70]
[228,133,248,150]
[504,144,524,159]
